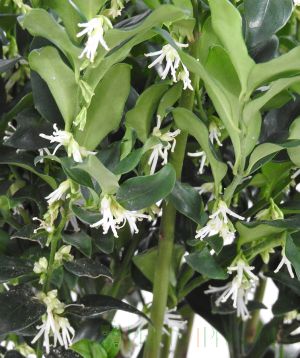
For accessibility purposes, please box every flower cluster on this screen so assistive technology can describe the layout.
[196,200,245,245]
[40,124,96,163]
[77,15,113,62]
[205,259,259,321]
[90,194,151,238]
[145,42,193,90]
[148,116,181,174]
[31,290,74,354]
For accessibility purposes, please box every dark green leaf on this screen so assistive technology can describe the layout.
[185,247,228,280]
[0,57,20,73]
[116,164,176,210]
[169,181,204,225]
[66,295,150,322]
[62,232,92,258]
[64,258,112,280]
[0,288,46,335]
[0,256,33,283]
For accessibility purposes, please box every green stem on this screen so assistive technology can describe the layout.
[143,75,196,358]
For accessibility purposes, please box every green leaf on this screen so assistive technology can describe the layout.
[0,256,33,283]
[0,288,46,335]
[75,64,131,151]
[62,232,92,258]
[101,328,121,358]
[30,71,64,126]
[64,258,112,280]
[157,83,182,118]
[29,46,79,129]
[113,148,143,175]
[172,108,227,187]
[266,271,300,295]
[84,5,186,87]
[5,109,52,150]
[288,117,300,166]
[61,158,94,188]
[185,247,228,280]
[168,181,204,225]
[248,47,300,93]
[11,224,47,247]
[71,0,106,19]
[286,234,300,279]
[116,164,176,210]
[244,0,293,48]
[19,9,81,68]
[243,76,300,126]
[0,147,56,189]
[133,244,184,287]
[208,0,255,92]
[43,0,82,42]
[126,83,169,143]
[77,155,119,194]
[71,339,107,358]
[66,295,150,322]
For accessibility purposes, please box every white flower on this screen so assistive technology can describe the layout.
[31,290,75,354]
[3,121,16,141]
[274,249,294,278]
[163,309,187,334]
[145,42,192,90]
[54,245,73,265]
[33,257,48,275]
[77,16,113,62]
[90,194,151,238]
[284,310,300,324]
[209,121,222,146]
[33,217,54,234]
[148,116,181,174]
[40,124,96,162]
[210,200,245,224]
[205,259,258,321]
[187,151,207,175]
[108,0,124,18]
[45,180,70,205]
[37,148,52,163]
[33,257,48,284]
[196,201,244,245]
[177,64,193,90]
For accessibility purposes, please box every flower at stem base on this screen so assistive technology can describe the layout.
[77,16,113,62]
[90,194,151,238]
[108,0,124,18]
[45,180,70,206]
[40,124,96,162]
[148,116,181,174]
[205,259,259,321]
[31,290,74,354]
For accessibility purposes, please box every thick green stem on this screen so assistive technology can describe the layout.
[143,78,196,358]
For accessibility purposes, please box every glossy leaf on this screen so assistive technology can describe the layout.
[66,295,150,322]
[71,339,107,358]
[29,47,79,129]
[126,83,169,143]
[185,248,228,280]
[77,155,119,194]
[62,232,92,258]
[75,64,131,150]
[0,288,46,335]
[20,9,81,67]
[172,108,227,186]
[209,0,255,92]
[244,0,293,48]
[286,234,300,279]
[169,181,204,225]
[0,256,33,283]
[64,258,112,280]
[116,164,176,210]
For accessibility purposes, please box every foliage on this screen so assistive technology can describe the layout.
[1,0,300,357]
